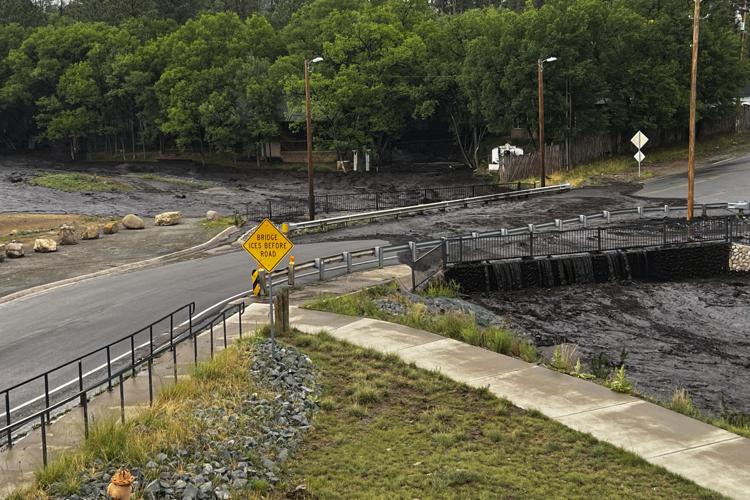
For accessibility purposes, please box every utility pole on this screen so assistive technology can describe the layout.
[736,1,748,133]
[537,59,546,188]
[687,0,702,221]
[537,56,557,188]
[304,59,315,221]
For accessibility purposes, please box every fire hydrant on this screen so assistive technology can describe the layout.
[107,468,135,500]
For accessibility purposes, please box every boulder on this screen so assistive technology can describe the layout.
[0,244,5,262]
[103,221,120,235]
[122,214,145,230]
[58,224,79,245]
[34,238,58,253]
[81,224,101,240]
[6,241,24,258]
[155,211,182,226]
[206,210,219,221]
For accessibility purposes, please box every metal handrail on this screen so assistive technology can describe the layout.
[286,184,572,232]
[1,301,245,465]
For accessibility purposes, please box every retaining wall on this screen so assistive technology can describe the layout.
[445,243,732,293]
[730,244,750,272]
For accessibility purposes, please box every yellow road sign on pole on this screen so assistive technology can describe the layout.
[242,219,294,272]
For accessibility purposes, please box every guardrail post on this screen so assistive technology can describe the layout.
[528,224,535,233]
[409,241,417,262]
[288,263,295,286]
[5,392,11,448]
[579,215,588,228]
[603,211,611,224]
[702,204,707,218]
[500,228,508,236]
[554,219,562,231]
[664,204,670,216]
[375,247,384,268]
[637,206,643,218]
[471,232,479,250]
[344,251,352,273]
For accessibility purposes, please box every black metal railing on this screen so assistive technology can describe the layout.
[0,301,245,466]
[445,217,750,264]
[244,182,536,221]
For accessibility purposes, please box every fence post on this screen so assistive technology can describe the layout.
[529,232,534,257]
[375,193,380,210]
[441,237,448,267]
[554,219,562,231]
[472,232,479,250]
[40,414,47,466]
[472,185,476,197]
[598,228,602,251]
[664,204,670,216]
[579,215,588,228]
[344,251,352,273]
[663,221,668,246]
[603,211,611,224]
[409,241,417,262]
[268,199,273,219]
[325,194,330,213]
[375,246,383,268]
[637,206,643,218]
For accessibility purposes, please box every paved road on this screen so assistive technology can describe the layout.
[0,238,387,413]
[636,154,750,203]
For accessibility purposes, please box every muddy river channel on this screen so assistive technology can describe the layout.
[474,276,750,417]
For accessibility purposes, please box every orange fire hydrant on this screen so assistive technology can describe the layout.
[107,468,135,500]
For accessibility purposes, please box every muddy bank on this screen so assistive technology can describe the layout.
[0,157,483,218]
[473,277,750,417]
[295,184,681,245]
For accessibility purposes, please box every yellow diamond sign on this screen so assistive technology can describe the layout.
[242,219,294,272]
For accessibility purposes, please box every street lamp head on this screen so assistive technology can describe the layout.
[311,56,324,63]
[545,56,558,63]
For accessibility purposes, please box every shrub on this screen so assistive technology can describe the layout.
[590,352,612,379]
[421,279,461,298]
[608,366,633,394]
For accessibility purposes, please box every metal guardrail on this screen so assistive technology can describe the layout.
[286,183,571,232]
[244,182,535,221]
[0,302,245,467]
[445,216,748,264]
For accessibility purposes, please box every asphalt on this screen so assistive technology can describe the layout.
[0,238,387,410]
[637,153,750,202]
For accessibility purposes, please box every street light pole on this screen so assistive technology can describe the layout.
[304,59,315,221]
[687,0,702,221]
[538,59,546,188]
[537,57,557,188]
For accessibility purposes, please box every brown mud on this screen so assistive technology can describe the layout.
[474,276,750,417]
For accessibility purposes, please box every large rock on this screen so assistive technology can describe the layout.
[34,238,58,253]
[155,211,182,226]
[122,214,145,230]
[103,221,120,235]
[6,241,24,258]
[58,224,79,245]
[206,210,219,221]
[81,224,101,240]
[0,244,5,262]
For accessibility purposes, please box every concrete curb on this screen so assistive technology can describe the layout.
[0,224,240,306]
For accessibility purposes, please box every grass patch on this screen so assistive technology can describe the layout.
[0,213,104,245]
[14,340,256,499]
[29,172,134,193]
[306,283,538,362]
[280,332,720,498]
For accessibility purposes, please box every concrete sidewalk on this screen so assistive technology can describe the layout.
[239,269,750,499]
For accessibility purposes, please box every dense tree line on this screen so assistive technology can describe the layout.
[0,0,747,167]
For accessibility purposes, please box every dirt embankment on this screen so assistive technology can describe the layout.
[474,276,750,417]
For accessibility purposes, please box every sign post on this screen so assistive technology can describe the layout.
[242,219,294,350]
[631,131,649,178]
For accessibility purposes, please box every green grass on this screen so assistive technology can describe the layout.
[201,214,241,231]
[279,332,720,498]
[12,341,258,499]
[528,131,750,188]
[29,172,134,193]
[306,282,538,362]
